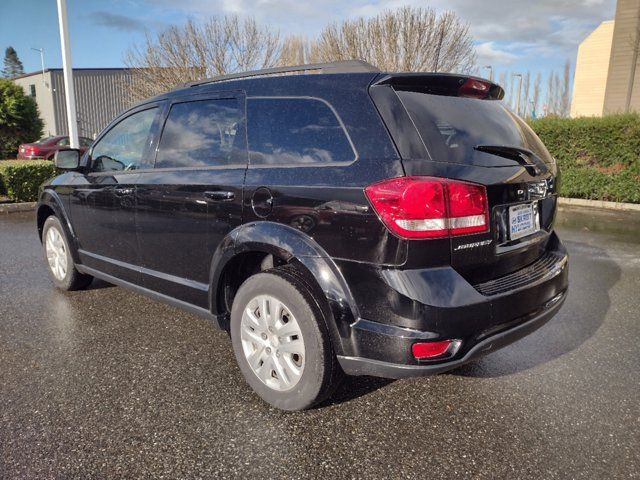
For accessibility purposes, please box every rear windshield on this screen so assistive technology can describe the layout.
[396,90,553,164]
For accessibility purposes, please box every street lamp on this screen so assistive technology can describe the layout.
[512,73,523,116]
[30,47,49,90]
[483,65,493,81]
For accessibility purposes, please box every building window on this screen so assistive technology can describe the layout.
[29,84,36,97]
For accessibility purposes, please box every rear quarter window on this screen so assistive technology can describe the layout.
[247,97,355,166]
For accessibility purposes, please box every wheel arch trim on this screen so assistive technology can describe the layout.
[37,191,81,264]
[208,222,361,351]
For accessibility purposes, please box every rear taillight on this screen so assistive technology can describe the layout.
[364,176,488,239]
[458,78,492,99]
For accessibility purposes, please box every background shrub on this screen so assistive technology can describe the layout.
[0,160,56,202]
[0,79,44,158]
[529,113,640,203]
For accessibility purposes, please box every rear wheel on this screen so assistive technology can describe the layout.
[42,216,93,291]
[230,267,340,410]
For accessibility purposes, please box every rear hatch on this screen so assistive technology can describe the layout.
[370,74,559,285]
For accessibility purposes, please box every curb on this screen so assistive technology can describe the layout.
[0,202,37,214]
[558,197,640,212]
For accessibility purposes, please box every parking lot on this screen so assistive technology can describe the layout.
[1,206,639,479]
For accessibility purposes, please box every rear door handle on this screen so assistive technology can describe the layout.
[204,190,235,201]
[114,187,134,196]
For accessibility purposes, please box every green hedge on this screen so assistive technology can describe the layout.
[1,115,639,204]
[529,113,640,203]
[0,160,56,202]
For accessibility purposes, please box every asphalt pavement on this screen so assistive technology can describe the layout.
[1,206,639,479]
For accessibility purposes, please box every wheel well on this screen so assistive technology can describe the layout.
[215,251,327,330]
[215,252,280,322]
[37,205,56,241]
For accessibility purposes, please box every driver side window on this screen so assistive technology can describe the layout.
[91,107,158,172]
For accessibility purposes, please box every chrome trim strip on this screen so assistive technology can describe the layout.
[78,249,209,292]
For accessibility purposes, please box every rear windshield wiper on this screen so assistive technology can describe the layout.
[474,145,548,175]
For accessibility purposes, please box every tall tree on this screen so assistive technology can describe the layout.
[279,35,314,66]
[559,60,572,117]
[531,73,542,118]
[2,47,24,78]
[311,7,476,73]
[124,16,281,100]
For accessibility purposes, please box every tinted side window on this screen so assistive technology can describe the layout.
[156,98,244,169]
[91,108,157,172]
[247,98,354,166]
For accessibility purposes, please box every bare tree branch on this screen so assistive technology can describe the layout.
[311,6,476,73]
[124,16,281,100]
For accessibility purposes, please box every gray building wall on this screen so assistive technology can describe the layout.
[13,68,136,138]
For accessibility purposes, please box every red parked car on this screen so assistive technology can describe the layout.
[17,135,93,160]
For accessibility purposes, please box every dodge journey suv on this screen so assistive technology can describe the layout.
[37,60,568,410]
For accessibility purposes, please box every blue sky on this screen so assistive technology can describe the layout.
[0,0,617,85]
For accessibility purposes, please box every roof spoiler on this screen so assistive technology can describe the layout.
[372,73,505,100]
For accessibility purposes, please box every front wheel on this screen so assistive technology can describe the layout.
[42,216,93,291]
[230,268,341,410]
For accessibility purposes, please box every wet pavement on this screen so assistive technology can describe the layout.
[1,206,639,479]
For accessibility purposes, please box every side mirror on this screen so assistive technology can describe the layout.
[54,149,81,170]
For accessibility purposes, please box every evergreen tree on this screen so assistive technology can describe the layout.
[0,78,44,157]
[2,47,24,78]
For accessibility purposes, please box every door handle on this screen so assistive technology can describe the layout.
[114,187,134,196]
[204,190,235,201]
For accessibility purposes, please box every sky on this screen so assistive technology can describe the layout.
[0,0,618,86]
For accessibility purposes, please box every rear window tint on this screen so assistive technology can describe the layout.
[247,98,355,166]
[396,90,553,164]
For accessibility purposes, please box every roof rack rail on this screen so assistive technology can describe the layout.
[185,60,380,87]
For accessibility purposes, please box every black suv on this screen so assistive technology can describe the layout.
[38,61,568,410]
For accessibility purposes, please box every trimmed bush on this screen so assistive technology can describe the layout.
[529,114,640,203]
[0,160,56,202]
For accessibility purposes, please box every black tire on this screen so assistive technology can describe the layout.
[230,267,341,410]
[42,216,93,291]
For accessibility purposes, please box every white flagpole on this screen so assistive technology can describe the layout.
[56,0,79,148]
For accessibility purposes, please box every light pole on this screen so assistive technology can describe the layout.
[30,47,49,90]
[483,65,493,81]
[512,73,523,116]
[56,0,79,149]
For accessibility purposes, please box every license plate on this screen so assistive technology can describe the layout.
[509,203,538,240]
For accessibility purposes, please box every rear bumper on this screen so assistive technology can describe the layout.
[335,231,569,378]
[338,289,566,378]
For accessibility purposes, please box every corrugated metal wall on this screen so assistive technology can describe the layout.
[50,69,136,138]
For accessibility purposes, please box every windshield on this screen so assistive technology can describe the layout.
[396,90,553,165]
[34,136,55,144]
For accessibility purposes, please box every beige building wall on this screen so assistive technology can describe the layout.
[571,21,615,117]
[13,71,56,137]
[603,0,640,114]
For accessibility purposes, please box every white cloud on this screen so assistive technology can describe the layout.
[144,0,617,67]
[476,42,519,66]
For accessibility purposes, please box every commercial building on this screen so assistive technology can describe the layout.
[571,0,640,117]
[12,68,135,138]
